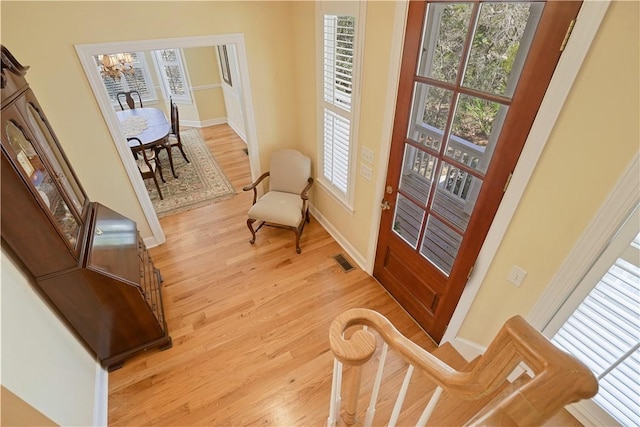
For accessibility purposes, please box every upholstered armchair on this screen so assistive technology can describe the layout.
[242,149,313,254]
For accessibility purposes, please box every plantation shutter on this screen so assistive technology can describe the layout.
[322,14,356,197]
[550,210,640,426]
[323,109,350,193]
[95,52,154,103]
[153,49,190,102]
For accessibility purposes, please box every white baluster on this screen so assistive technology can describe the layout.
[327,358,343,427]
[416,385,443,427]
[363,342,389,427]
[388,364,414,427]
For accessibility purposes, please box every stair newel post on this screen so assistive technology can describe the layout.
[329,315,378,427]
[343,363,364,425]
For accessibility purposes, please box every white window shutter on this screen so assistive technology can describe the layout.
[320,10,359,201]
[552,231,640,427]
[323,109,351,194]
[153,49,191,102]
[95,52,154,104]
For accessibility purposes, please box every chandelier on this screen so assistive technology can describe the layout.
[98,53,135,81]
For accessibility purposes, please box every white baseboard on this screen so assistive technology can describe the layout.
[447,337,486,362]
[180,117,227,128]
[309,204,367,271]
[143,235,160,249]
[92,361,108,427]
[227,119,247,143]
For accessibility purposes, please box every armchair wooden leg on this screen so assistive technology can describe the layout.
[247,219,257,244]
[294,228,301,254]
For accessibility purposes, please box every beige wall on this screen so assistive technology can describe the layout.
[458,0,640,345]
[1,1,297,238]
[2,0,637,363]
[291,0,639,346]
[183,46,227,124]
[293,1,398,259]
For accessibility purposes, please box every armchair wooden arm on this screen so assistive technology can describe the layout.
[242,172,270,205]
[300,177,314,199]
[300,177,313,216]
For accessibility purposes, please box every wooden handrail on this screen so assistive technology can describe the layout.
[329,308,598,426]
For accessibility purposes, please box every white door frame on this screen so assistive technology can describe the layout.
[75,35,260,246]
[364,0,611,343]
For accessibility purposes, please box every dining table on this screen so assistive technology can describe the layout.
[116,107,178,178]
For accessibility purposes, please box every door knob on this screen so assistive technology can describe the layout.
[381,200,391,210]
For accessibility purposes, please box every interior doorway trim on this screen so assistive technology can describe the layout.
[75,34,259,246]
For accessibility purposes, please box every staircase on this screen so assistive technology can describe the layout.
[327,309,598,426]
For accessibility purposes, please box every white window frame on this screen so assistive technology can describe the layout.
[95,51,157,107]
[544,205,639,427]
[316,1,366,210]
[527,155,640,426]
[152,48,192,103]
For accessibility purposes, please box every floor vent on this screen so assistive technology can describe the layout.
[333,253,355,273]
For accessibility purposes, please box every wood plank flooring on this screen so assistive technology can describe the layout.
[107,124,437,426]
[108,124,582,426]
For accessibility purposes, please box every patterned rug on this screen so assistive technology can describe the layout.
[146,128,236,218]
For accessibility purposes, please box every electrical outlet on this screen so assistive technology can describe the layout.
[361,147,374,164]
[360,164,372,181]
[507,265,527,287]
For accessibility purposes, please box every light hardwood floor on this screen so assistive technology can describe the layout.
[108,124,437,426]
[108,124,582,426]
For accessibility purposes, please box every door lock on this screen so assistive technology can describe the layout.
[381,200,391,210]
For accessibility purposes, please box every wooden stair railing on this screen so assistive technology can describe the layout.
[328,308,598,427]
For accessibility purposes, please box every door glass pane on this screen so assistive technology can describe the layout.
[4,120,81,249]
[462,2,544,97]
[432,161,483,232]
[392,193,425,249]
[399,145,436,206]
[26,103,85,214]
[408,83,453,151]
[448,94,508,173]
[420,215,463,275]
[417,2,473,84]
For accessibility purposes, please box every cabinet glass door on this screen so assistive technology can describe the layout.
[3,114,82,249]
[23,93,87,216]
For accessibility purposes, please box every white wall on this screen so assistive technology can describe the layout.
[0,249,101,426]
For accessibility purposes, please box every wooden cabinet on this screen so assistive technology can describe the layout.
[0,46,171,370]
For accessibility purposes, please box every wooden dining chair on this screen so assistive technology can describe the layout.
[164,99,189,162]
[155,99,189,178]
[117,90,143,110]
[129,137,165,200]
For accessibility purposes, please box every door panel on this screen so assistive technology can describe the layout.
[375,0,582,342]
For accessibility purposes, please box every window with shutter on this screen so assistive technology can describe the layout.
[94,52,155,106]
[318,4,364,207]
[153,49,191,103]
[547,206,640,427]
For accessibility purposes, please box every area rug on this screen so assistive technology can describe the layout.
[146,128,236,218]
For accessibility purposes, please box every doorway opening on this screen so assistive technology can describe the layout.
[75,35,260,246]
